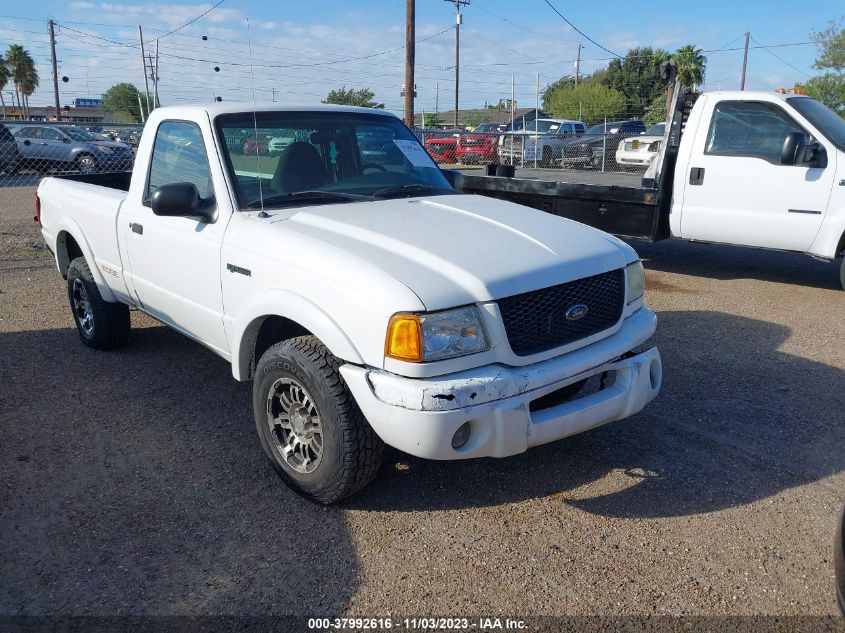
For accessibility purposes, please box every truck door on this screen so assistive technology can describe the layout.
[120,119,231,355]
[677,99,834,251]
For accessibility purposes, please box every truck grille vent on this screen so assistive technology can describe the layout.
[498,269,625,356]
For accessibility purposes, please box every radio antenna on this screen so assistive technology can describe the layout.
[246,18,267,217]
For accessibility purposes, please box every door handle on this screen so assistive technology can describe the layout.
[129,222,143,235]
[689,167,705,185]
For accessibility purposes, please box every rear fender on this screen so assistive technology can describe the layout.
[53,216,117,303]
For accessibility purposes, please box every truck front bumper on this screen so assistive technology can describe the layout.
[340,309,661,460]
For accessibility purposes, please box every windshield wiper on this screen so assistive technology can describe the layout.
[372,184,454,199]
[247,190,371,209]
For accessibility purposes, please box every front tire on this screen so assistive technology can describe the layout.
[839,256,845,291]
[67,257,130,350]
[253,336,383,504]
[75,153,98,174]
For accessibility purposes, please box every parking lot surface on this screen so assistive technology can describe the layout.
[1,185,844,620]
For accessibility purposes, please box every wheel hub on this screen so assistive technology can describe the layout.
[71,278,94,336]
[266,378,323,474]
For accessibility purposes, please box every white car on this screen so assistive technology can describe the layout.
[35,103,661,503]
[615,122,666,170]
[268,130,297,155]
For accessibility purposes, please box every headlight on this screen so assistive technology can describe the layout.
[385,306,489,362]
[625,260,645,304]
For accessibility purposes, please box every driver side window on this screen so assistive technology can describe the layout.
[705,101,807,163]
[146,120,212,202]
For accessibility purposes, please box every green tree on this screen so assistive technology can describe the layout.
[545,82,626,125]
[0,56,8,118]
[102,82,145,123]
[812,19,845,71]
[643,90,668,126]
[464,111,485,129]
[603,47,671,116]
[796,73,845,116]
[423,112,439,128]
[322,86,384,109]
[542,75,576,111]
[673,45,706,89]
[6,44,38,119]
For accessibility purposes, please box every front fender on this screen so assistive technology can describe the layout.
[227,289,365,381]
[53,216,117,303]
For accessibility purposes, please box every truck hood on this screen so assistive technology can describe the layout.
[271,194,632,311]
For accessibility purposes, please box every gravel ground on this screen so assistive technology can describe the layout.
[1,185,844,624]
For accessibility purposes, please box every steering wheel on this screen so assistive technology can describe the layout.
[361,162,387,173]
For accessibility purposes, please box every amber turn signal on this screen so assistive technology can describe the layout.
[385,314,422,362]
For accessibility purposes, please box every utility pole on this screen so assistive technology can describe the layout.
[575,43,581,86]
[49,19,61,121]
[138,26,152,113]
[740,31,750,90]
[404,0,415,127]
[137,93,145,123]
[444,0,469,129]
[154,38,160,108]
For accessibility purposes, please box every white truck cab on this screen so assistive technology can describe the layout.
[36,103,661,503]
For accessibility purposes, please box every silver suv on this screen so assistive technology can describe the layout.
[14,125,135,174]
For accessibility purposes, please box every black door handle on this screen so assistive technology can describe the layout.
[130,222,143,235]
[689,167,705,185]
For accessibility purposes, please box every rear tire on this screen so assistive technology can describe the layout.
[253,335,383,504]
[67,257,130,350]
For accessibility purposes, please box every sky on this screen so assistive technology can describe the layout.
[0,0,838,119]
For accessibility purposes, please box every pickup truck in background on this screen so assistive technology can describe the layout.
[459,77,845,290]
[498,118,586,166]
[36,103,662,503]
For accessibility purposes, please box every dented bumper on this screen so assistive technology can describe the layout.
[340,309,661,460]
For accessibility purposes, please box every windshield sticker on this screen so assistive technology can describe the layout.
[393,139,432,167]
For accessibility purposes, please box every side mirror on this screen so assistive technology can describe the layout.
[781,132,827,168]
[151,182,217,223]
[781,132,806,165]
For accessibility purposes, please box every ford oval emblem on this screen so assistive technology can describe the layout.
[565,304,589,321]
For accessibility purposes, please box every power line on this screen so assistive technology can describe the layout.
[147,0,226,42]
[541,0,621,58]
[749,35,812,78]
[472,1,579,44]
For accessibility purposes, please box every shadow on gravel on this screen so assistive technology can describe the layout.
[632,239,841,291]
[0,324,358,615]
[350,310,845,517]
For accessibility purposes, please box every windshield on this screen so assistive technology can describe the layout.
[787,97,845,151]
[645,123,665,136]
[64,127,97,142]
[586,124,606,134]
[216,111,452,209]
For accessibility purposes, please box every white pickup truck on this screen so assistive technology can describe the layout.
[36,103,661,503]
[461,86,845,290]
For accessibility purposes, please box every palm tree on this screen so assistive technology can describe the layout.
[6,45,37,120]
[673,45,707,89]
[0,56,8,119]
[665,44,707,122]
[19,60,39,120]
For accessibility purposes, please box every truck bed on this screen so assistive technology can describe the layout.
[456,167,669,241]
[54,171,133,192]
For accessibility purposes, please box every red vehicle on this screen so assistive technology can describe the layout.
[456,135,496,163]
[423,130,461,164]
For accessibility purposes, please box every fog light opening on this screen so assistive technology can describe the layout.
[649,358,661,391]
[451,422,471,449]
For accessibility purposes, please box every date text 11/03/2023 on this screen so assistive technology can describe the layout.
[307,617,528,630]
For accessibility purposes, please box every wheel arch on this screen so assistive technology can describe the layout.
[231,290,365,382]
[53,219,117,302]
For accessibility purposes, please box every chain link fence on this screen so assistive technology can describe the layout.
[0,115,665,190]
[0,121,139,189]
[416,116,665,174]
